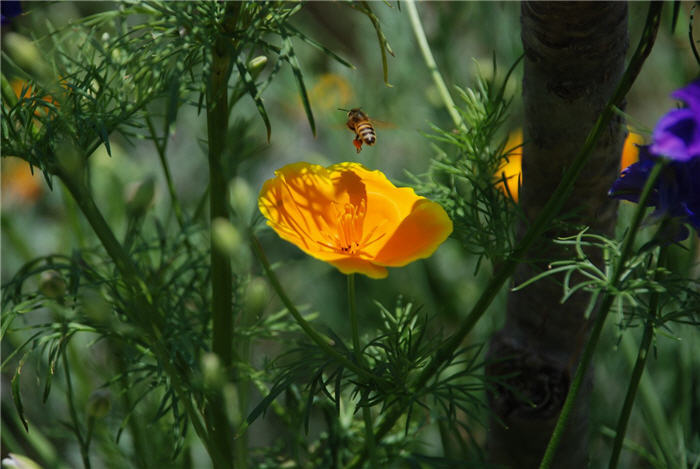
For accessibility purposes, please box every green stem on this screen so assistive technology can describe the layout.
[608,245,668,468]
[539,160,667,469]
[145,115,186,230]
[62,344,90,469]
[251,234,383,384]
[208,26,234,372]
[406,0,465,132]
[347,5,662,466]
[206,11,237,467]
[620,326,678,467]
[607,289,659,467]
[348,274,377,466]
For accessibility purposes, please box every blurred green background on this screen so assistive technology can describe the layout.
[2,2,698,468]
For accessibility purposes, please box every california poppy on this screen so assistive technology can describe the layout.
[258,162,453,278]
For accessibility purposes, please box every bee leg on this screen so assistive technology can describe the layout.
[353,138,363,153]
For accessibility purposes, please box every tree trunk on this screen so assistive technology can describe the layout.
[486,2,628,468]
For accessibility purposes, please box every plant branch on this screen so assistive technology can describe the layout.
[406,0,465,132]
[348,274,377,466]
[251,234,385,385]
[608,246,667,468]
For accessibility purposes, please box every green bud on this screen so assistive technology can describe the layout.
[222,383,242,427]
[244,277,268,319]
[3,34,51,80]
[211,218,249,268]
[125,177,155,218]
[1,453,43,469]
[201,352,225,390]
[39,270,66,299]
[247,56,268,80]
[229,177,254,221]
[86,389,111,418]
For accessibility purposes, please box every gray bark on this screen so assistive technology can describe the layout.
[486,3,628,468]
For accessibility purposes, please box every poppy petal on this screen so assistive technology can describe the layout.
[374,199,453,267]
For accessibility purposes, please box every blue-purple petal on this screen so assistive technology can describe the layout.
[671,80,700,115]
[650,109,700,161]
[609,81,700,240]
[608,158,657,204]
[1,1,22,24]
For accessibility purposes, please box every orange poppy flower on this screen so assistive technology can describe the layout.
[619,129,645,171]
[494,128,646,202]
[258,162,453,279]
[495,129,522,202]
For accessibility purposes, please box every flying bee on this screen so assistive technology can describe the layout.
[340,108,377,153]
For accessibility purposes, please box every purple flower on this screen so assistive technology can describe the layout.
[609,81,700,240]
[649,80,700,162]
[1,1,22,25]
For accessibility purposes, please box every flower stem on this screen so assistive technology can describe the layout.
[251,234,383,384]
[405,0,465,132]
[608,246,666,468]
[538,160,667,469]
[62,345,90,469]
[347,274,378,466]
[145,115,186,231]
[205,5,243,466]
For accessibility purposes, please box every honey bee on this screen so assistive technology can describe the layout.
[341,108,376,153]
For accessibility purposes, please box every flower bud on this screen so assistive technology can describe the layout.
[244,277,268,319]
[229,177,254,221]
[201,352,225,391]
[39,270,66,299]
[86,389,111,418]
[125,177,155,218]
[222,383,242,427]
[212,218,249,268]
[3,33,50,79]
[1,453,42,469]
[247,56,268,79]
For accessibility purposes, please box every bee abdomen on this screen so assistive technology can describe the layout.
[356,122,376,145]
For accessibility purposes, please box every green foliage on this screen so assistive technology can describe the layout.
[246,296,496,467]
[411,60,522,273]
[512,228,700,329]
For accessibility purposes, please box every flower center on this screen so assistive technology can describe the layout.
[335,201,365,254]
[314,199,386,256]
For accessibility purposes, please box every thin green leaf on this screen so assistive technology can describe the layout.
[284,24,354,69]
[355,1,395,86]
[234,58,271,142]
[12,357,29,432]
[279,35,316,137]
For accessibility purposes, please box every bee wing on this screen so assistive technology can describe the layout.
[368,117,396,130]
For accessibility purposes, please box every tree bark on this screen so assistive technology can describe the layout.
[486,3,628,468]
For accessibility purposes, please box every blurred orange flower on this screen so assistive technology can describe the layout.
[308,73,353,111]
[495,129,522,202]
[494,128,646,202]
[619,129,645,171]
[1,157,43,205]
[11,78,58,119]
[258,162,453,278]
